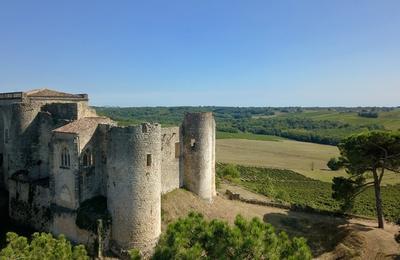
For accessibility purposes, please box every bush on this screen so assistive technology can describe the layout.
[358,111,378,118]
[152,212,312,259]
[129,248,142,260]
[219,164,240,179]
[0,232,88,259]
[327,157,341,171]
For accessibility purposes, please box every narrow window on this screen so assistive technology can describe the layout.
[147,154,152,167]
[82,149,94,167]
[190,138,196,149]
[61,147,70,168]
[83,153,89,167]
[175,142,180,158]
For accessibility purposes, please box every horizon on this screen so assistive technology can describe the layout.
[1,1,399,107]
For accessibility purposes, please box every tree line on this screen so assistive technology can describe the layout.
[96,106,386,145]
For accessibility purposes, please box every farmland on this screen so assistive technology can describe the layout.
[216,137,400,184]
[279,108,400,131]
[216,164,400,223]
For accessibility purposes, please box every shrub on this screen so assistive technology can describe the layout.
[152,212,312,259]
[358,111,378,118]
[219,164,240,179]
[0,232,88,259]
[129,248,142,260]
[327,157,341,171]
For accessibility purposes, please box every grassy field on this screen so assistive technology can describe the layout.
[216,137,400,184]
[277,108,400,131]
[216,131,283,141]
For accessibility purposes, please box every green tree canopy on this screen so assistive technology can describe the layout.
[0,232,88,260]
[327,157,341,171]
[152,212,311,260]
[332,131,400,228]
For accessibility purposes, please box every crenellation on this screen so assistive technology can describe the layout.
[0,88,215,256]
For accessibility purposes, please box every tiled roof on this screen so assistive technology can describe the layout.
[26,88,86,98]
[53,117,114,134]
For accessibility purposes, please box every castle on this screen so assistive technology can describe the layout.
[0,89,216,255]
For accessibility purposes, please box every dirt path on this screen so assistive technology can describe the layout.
[162,188,400,259]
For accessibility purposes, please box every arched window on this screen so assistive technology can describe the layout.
[81,149,93,167]
[61,147,70,168]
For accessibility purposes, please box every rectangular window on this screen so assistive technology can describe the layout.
[175,142,180,158]
[147,154,152,167]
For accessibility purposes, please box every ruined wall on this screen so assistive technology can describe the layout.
[107,123,161,254]
[93,124,111,196]
[8,179,51,231]
[51,212,94,244]
[77,102,98,118]
[41,103,79,120]
[0,102,41,189]
[161,127,181,194]
[182,112,216,201]
[74,119,114,202]
[0,106,12,188]
[0,98,95,190]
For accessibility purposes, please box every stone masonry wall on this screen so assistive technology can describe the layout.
[161,127,181,194]
[8,179,51,231]
[107,123,161,254]
[182,112,216,201]
[50,133,80,210]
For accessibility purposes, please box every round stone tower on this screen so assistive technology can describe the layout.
[106,123,162,254]
[182,112,216,202]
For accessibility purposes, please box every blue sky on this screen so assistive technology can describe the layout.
[0,0,399,106]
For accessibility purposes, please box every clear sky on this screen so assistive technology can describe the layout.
[0,0,399,107]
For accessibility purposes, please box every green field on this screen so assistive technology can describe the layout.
[217,164,400,222]
[278,109,400,131]
[216,131,283,141]
[216,137,400,184]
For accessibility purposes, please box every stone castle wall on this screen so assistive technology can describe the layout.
[161,127,181,194]
[1,89,216,256]
[0,98,96,189]
[50,132,80,210]
[8,178,51,231]
[106,123,162,254]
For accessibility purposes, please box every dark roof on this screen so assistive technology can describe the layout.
[53,117,114,134]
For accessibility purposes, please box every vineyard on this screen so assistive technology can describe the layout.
[217,164,400,222]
